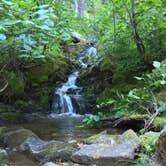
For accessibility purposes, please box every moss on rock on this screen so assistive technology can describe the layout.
[0,104,22,122]
[139,131,160,156]
[25,56,74,86]
[155,129,166,162]
[2,128,38,148]
[153,117,166,130]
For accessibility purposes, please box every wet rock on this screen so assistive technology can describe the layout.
[0,149,9,166]
[79,57,114,113]
[21,137,78,163]
[155,129,166,162]
[2,128,37,148]
[71,32,82,43]
[72,130,141,166]
[150,152,166,166]
[71,95,86,114]
[42,162,59,166]
[42,162,74,166]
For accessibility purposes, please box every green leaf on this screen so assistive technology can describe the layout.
[0,34,6,40]
[153,61,161,68]
[37,25,50,30]
[23,44,32,51]
[106,99,115,105]
[158,103,166,112]
[160,80,166,85]
[128,89,140,99]
[134,76,143,80]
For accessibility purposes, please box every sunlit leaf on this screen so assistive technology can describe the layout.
[0,34,6,40]
[153,61,161,68]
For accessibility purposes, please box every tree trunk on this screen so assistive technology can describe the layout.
[111,0,116,49]
[124,0,145,56]
[74,0,85,17]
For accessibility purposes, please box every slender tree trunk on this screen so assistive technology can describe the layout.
[74,0,85,17]
[111,0,116,49]
[124,0,145,56]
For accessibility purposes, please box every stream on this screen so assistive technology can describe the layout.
[7,46,101,165]
[6,47,122,166]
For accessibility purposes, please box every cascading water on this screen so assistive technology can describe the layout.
[50,46,97,117]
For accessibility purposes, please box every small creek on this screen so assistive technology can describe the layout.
[6,46,122,165]
[9,115,122,166]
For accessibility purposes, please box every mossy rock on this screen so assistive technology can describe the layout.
[0,149,9,166]
[127,113,150,120]
[155,129,166,162]
[139,131,160,156]
[79,57,114,113]
[2,128,38,148]
[72,130,141,166]
[0,104,22,122]
[34,141,77,162]
[14,100,29,110]
[25,56,73,86]
[26,87,52,111]
[156,91,166,106]
[152,117,166,130]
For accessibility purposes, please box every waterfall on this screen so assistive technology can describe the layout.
[51,47,97,117]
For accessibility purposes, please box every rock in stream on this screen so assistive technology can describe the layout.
[72,129,141,166]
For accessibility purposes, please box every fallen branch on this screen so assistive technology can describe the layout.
[143,91,160,133]
[0,79,8,93]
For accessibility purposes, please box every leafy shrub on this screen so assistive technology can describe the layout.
[84,60,166,126]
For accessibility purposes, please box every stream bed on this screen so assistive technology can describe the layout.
[7,114,122,166]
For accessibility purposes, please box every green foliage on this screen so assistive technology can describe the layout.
[83,0,166,82]
[83,112,105,127]
[139,132,160,156]
[0,0,77,61]
[90,61,166,125]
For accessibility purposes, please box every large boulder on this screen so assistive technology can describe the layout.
[155,129,166,163]
[72,130,141,166]
[25,56,73,86]
[79,57,114,113]
[2,128,37,148]
[21,137,78,163]
[0,149,9,166]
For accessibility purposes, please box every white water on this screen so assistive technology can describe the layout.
[51,47,97,117]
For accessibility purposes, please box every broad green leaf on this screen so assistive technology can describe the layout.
[134,76,143,80]
[160,80,166,85]
[23,44,32,51]
[37,25,50,30]
[128,89,140,99]
[0,34,6,40]
[153,61,161,68]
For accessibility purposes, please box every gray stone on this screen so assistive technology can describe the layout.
[2,128,37,148]
[0,149,9,166]
[72,129,141,166]
[42,162,59,166]
[21,137,78,163]
[71,32,82,43]
[155,129,166,163]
